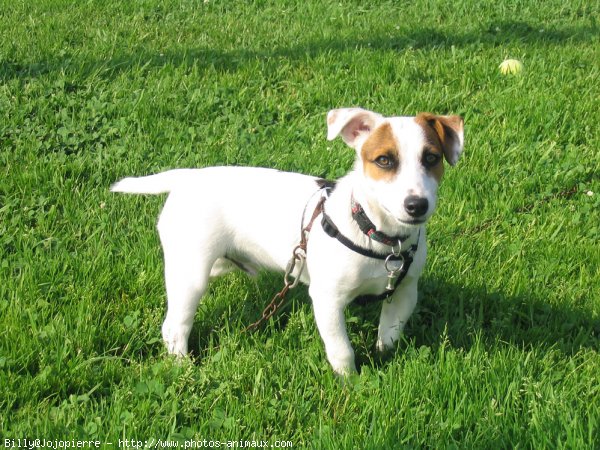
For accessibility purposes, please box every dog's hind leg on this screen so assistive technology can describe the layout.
[157,206,224,356]
[160,241,217,356]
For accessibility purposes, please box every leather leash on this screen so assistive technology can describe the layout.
[244,195,326,332]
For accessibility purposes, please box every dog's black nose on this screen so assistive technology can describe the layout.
[404,196,429,218]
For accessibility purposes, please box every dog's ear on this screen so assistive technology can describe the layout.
[326,108,383,148]
[418,114,464,166]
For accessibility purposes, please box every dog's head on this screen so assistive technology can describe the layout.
[327,107,464,228]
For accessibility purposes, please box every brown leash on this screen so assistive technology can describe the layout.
[244,196,326,332]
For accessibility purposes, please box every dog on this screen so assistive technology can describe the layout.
[111,107,464,375]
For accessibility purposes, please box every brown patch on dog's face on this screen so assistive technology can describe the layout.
[360,123,400,181]
[415,114,447,183]
[422,143,445,183]
[416,112,464,167]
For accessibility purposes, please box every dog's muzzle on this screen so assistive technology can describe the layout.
[404,195,429,218]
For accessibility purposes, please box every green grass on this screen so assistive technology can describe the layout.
[1,0,599,447]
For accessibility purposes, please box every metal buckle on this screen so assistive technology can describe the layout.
[284,248,306,289]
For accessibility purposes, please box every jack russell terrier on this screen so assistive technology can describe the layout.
[111,107,464,375]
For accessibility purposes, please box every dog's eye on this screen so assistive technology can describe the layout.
[375,155,393,168]
[423,152,441,167]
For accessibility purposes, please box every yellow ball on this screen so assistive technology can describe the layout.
[499,59,524,75]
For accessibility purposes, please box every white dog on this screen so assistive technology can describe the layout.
[112,107,464,375]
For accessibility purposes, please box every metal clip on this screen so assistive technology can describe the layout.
[384,252,404,291]
[385,271,398,291]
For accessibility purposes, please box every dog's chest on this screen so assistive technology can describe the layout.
[332,255,406,299]
[355,272,391,297]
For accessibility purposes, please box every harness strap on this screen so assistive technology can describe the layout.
[301,196,326,243]
[321,211,406,261]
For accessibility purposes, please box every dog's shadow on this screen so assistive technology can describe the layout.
[188,273,599,370]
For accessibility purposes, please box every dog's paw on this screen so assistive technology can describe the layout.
[336,371,361,388]
[376,337,396,354]
[329,357,358,377]
[162,323,190,356]
[333,365,358,378]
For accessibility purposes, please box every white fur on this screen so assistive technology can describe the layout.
[111,108,464,375]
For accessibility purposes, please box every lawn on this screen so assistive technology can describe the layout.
[1,0,599,448]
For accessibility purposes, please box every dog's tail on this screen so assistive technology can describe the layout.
[110,170,187,195]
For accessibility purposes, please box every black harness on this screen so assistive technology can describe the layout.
[316,180,420,305]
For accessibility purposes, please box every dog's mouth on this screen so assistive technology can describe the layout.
[381,205,428,226]
[398,218,426,226]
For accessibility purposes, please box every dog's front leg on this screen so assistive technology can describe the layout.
[376,276,419,353]
[310,286,356,375]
